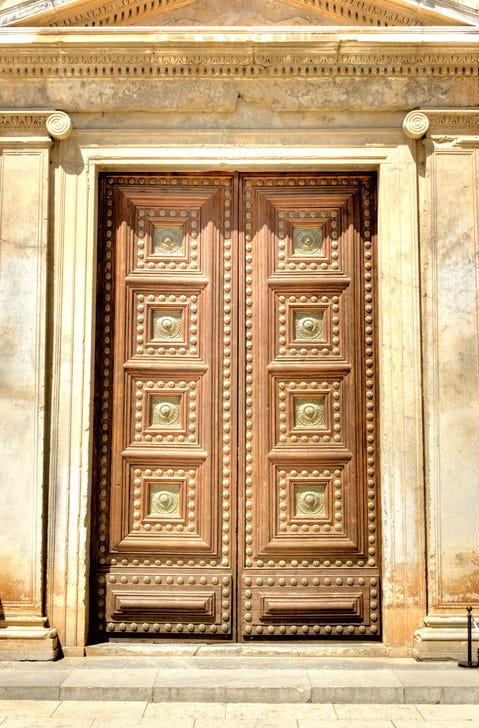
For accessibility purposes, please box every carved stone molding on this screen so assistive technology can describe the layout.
[0,109,73,139]
[403,108,479,139]
[45,111,73,139]
[0,30,478,80]
[0,627,59,660]
[414,620,478,661]
[403,111,430,139]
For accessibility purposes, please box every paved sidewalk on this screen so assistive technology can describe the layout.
[2,656,479,726]
[1,700,479,727]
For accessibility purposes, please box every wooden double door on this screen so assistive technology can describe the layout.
[92,172,380,642]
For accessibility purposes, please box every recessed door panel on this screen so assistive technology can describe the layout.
[92,172,379,641]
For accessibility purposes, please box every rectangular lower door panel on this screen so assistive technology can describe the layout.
[105,570,232,635]
[242,571,379,636]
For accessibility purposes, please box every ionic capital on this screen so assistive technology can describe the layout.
[46,111,73,140]
[0,109,73,140]
[403,111,430,139]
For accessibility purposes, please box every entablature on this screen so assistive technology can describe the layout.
[0,27,478,78]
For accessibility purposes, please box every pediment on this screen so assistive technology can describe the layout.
[1,0,478,28]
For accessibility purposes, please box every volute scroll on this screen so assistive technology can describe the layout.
[46,111,73,140]
[0,109,73,139]
[403,110,430,139]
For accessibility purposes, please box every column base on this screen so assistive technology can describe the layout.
[414,616,479,661]
[0,626,59,661]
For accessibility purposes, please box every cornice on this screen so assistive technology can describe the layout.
[0,0,192,27]
[0,28,478,79]
[0,109,73,138]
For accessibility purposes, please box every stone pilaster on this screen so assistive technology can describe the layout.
[0,110,71,660]
[405,109,479,660]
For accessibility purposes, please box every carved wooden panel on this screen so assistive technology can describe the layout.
[93,172,379,641]
[237,175,380,638]
[94,174,236,637]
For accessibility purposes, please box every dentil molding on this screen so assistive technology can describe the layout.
[0,28,478,79]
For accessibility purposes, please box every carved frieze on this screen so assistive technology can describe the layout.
[0,31,478,80]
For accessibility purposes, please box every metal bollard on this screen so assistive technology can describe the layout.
[458,606,479,668]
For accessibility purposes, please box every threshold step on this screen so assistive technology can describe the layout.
[1,656,478,704]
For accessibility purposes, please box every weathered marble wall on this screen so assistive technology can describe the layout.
[0,125,57,658]
[0,77,477,115]
[425,146,479,607]
[414,123,479,658]
[0,30,478,659]
[0,146,47,614]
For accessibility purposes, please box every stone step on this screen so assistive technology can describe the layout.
[1,655,479,704]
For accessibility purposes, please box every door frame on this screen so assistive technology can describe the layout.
[46,132,426,654]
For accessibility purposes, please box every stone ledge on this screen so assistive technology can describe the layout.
[0,627,59,661]
[0,657,478,703]
[86,641,411,658]
[413,625,479,662]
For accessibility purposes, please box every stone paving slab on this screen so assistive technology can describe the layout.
[306,723,403,728]
[333,704,422,720]
[0,702,61,717]
[392,723,479,728]
[96,722,191,728]
[2,702,479,727]
[59,669,157,702]
[0,720,452,728]
[308,667,404,704]
[194,721,299,728]
[416,703,479,720]
[395,668,479,704]
[144,701,226,720]
[297,723,394,728]
[53,700,147,719]
[152,668,311,703]
[0,719,95,728]
[223,702,338,720]
[0,671,70,701]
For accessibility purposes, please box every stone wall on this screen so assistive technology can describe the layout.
[0,113,60,659]
[0,29,478,658]
[413,112,479,658]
